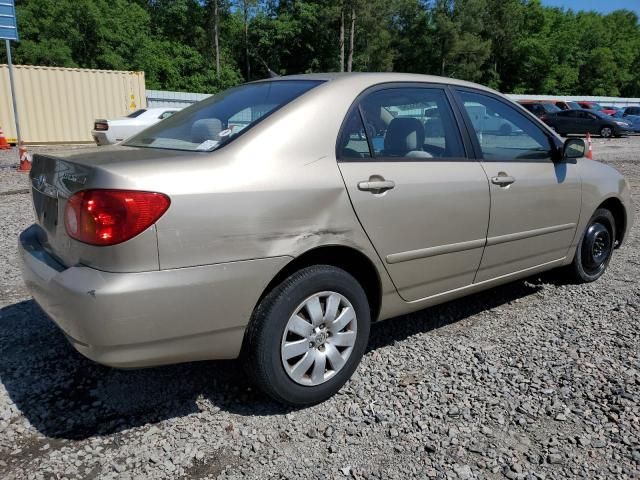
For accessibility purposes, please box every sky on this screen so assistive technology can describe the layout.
[540,0,640,15]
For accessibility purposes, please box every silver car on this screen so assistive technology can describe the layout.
[19,73,633,405]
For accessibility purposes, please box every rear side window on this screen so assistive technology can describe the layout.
[458,90,552,161]
[124,80,322,152]
[339,110,371,159]
[626,107,640,115]
[357,87,465,160]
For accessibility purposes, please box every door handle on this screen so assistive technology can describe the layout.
[491,174,516,187]
[358,180,396,192]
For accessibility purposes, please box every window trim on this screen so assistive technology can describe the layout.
[336,82,472,163]
[450,87,564,163]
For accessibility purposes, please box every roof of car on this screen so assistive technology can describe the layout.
[255,72,499,95]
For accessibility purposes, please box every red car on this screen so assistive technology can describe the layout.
[578,102,617,116]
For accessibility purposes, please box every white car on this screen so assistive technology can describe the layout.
[92,108,181,145]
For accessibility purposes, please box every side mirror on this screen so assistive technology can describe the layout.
[563,138,586,159]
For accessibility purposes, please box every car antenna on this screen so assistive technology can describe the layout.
[257,56,280,78]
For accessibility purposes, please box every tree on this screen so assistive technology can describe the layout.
[347,4,355,72]
[211,0,220,78]
[3,0,640,97]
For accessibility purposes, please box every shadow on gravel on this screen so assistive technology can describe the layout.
[0,276,546,440]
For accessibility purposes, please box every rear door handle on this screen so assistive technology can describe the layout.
[357,180,396,192]
[491,175,516,187]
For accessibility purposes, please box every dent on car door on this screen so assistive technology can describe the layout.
[337,85,490,302]
[455,89,581,282]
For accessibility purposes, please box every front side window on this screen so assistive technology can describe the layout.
[358,87,465,159]
[125,80,322,151]
[458,90,552,161]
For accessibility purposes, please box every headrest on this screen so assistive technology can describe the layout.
[384,118,425,155]
[192,118,222,144]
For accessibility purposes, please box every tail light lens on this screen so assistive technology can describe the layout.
[94,122,109,131]
[64,189,170,246]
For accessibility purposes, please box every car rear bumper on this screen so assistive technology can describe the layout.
[19,224,291,368]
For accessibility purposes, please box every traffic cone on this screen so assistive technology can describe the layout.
[17,143,32,172]
[0,126,11,150]
[586,132,593,160]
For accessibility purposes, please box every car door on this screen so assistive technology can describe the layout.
[337,85,490,302]
[580,111,600,134]
[453,88,581,282]
[557,110,580,134]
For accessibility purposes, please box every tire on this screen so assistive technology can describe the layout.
[569,208,616,283]
[600,126,613,138]
[243,265,371,406]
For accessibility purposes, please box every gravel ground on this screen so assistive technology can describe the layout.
[0,137,638,480]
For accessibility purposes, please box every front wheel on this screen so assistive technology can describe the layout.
[569,209,615,283]
[243,265,370,405]
[600,126,613,138]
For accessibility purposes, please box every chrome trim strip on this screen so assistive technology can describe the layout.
[486,223,577,247]
[386,238,486,264]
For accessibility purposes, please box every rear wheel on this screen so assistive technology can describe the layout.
[568,209,615,283]
[600,126,613,138]
[243,265,370,405]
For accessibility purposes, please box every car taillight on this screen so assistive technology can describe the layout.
[64,190,170,246]
[94,122,109,131]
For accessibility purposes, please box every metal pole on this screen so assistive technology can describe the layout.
[5,39,21,146]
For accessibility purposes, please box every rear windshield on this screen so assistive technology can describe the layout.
[127,109,147,118]
[124,80,323,152]
[566,102,581,110]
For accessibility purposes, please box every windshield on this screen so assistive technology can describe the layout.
[125,80,323,152]
[592,111,611,119]
[567,102,581,110]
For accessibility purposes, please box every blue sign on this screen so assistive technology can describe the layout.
[0,0,18,41]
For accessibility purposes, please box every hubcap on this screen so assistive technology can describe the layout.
[281,291,357,386]
[602,128,612,138]
[582,222,611,275]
